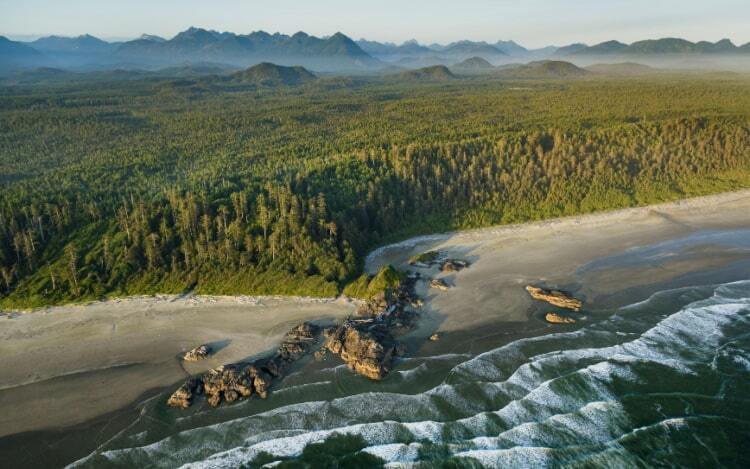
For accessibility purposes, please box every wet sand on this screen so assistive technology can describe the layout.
[366,190,750,333]
[2,189,750,442]
[0,295,357,437]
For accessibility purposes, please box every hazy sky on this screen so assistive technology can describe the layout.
[2,0,749,47]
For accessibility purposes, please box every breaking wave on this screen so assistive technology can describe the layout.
[70,280,750,468]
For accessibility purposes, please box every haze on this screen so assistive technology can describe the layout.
[2,0,749,48]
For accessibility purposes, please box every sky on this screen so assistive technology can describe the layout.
[1,0,749,48]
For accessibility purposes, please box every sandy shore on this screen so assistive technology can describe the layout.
[2,189,750,439]
[366,189,750,332]
[0,295,357,436]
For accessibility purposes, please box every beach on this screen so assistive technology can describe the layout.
[0,295,357,437]
[2,189,750,467]
[366,189,750,332]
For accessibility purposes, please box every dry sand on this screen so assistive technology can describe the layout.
[2,189,750,437]
[0,295,357,436]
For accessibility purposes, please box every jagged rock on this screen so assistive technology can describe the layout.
[168,322,322,409]
[441,259,469,272]
[224,389,239,403]
[166,378,201,409]
[248,365,273,398]
[526,286,582,311]
[430,278,450,291]
[429,333,440,341]
[326,325,396,380]
[356,292,391,317]
[207,393,221,407]
[545,312,577,324]
[183,344,211,361]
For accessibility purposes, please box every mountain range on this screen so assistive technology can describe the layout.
[2,29,750,74]
[557,38,750,56]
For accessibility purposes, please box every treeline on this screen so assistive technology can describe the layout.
[1,77,750,306]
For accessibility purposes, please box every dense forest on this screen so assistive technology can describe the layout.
[1,73,750,307]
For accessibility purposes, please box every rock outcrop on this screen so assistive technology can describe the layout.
[323,275,419,380]
[325,322,398,380]
[166,378,202,409]
[167,322,319,409]
[545,312,577,324]
[183,344,211,361]
[409,250,470,272]
[441,259,469,272]
[430,278,450,291]
[526,285,582,311]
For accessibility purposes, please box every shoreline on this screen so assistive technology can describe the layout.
[0,293,356,316]
[1,188,749,463]
[365,188,750,269]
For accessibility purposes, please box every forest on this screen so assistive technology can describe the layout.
[1,73,750,307]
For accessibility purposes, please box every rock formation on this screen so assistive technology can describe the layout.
[323,275,419,380]
[324,322,398,380]
[525,285,582,311]
[169,262,469,407]
[409,250,470,272]
[441,259,469,272]
[430,278,450,291]
[167,322,319,409]
[183,344,211,361]
[545,312,577,324]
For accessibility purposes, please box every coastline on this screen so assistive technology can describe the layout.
[1,188,750,466]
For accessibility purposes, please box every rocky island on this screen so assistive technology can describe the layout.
[525,285,583,311]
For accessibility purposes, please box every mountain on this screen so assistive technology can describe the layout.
[0,36,43,70]
[138,34,166,43]
[562,38,749,56]
[26,34,119,68]
[231,62,316,86]
[397,65,457,81]
[498,60,589,78]
[576,40,628,55]
[114,28,380,71]
[356,39,432,57]
[439,41,508,60]
[451,56,495,73]
[494,40,528,56]
[554,43,589,56]
[31,34,115,53]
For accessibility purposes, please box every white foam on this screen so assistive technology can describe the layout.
[73,282,750,468]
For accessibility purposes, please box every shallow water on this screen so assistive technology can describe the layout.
[60,278,750,468]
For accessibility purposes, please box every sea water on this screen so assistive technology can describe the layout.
[69,279,750,468]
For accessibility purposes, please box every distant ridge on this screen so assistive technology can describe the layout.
[563,38,750,56]
[451,56,495,72]
[437,41,508,60]
[398,65,457,81]
[0,36,43,70]
[498,60,589,78]
[231,62,316,86]
[31,34,115,53]
[112,28,381,71]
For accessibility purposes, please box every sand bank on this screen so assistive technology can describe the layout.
[0,295,356,436]
[366,189,750,332]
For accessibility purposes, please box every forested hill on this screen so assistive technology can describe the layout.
[1,75,750,307]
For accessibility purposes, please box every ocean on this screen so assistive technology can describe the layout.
[68,279,750,468]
